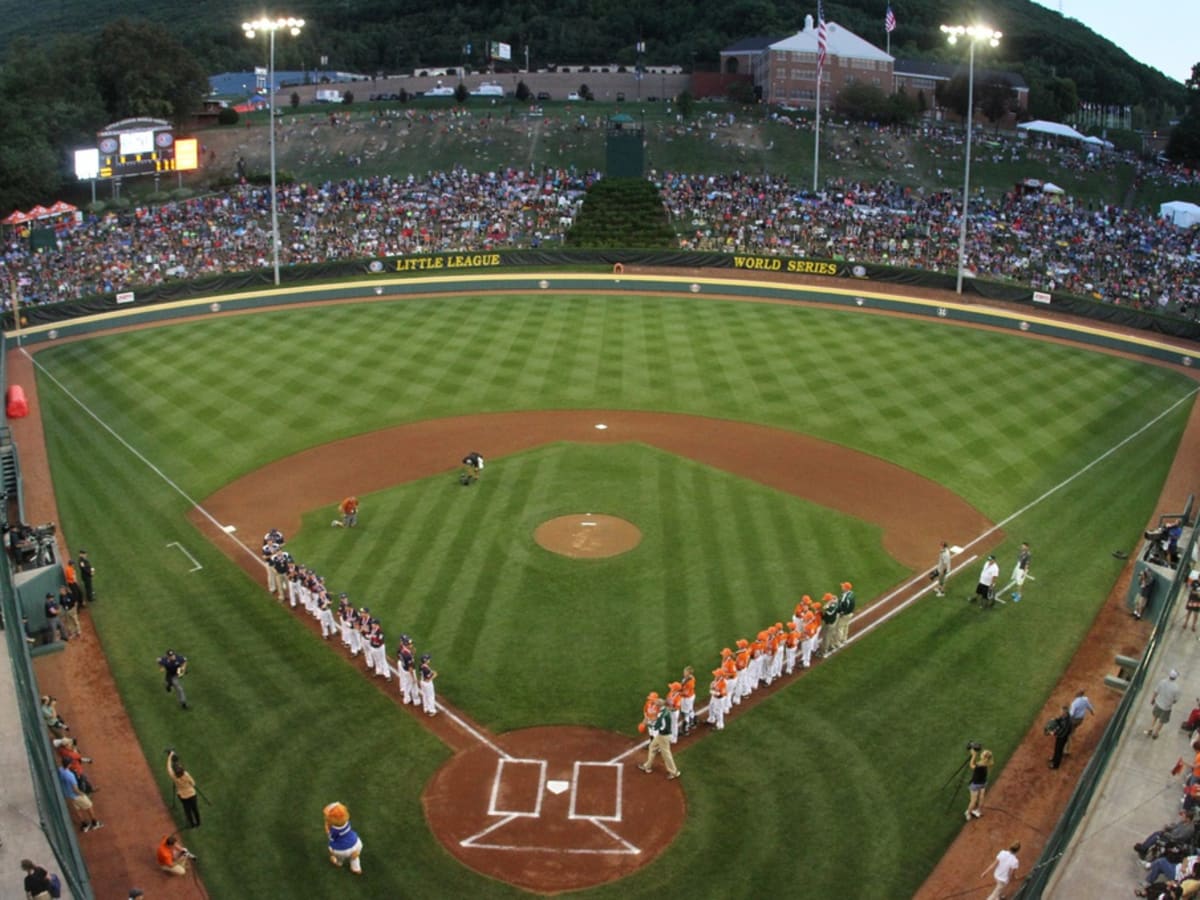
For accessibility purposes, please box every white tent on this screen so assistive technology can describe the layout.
[1016,120,1088,142]
[1082,134,1114,149]
[1042,182,1065,195]
[1160,200,1200,228]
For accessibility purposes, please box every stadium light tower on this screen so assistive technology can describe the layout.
[940,23,1001,294]
[243,16,305,286]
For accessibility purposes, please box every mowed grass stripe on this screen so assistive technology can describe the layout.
[33,290,1195,900]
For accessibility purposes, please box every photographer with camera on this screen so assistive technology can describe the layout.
[1046,704,1074,769]
[157,649,189,710]
[156,834,195,876]
[166,749,201,828]
[964,742,993,822]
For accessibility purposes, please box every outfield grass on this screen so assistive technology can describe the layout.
[33,289,1195,898]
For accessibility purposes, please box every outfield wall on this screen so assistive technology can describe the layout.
[9,251,1200,342]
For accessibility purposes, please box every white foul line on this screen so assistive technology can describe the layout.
[24,349,263,567]
[165,542,203,572]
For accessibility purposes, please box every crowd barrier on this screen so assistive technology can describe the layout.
[7,249,1200,343]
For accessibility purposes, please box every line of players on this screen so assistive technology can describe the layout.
[261,529,439,716]
[642,582,855,737]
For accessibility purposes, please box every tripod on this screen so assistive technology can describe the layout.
[942,752,973,813]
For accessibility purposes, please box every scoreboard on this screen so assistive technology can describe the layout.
[77,118,200,181]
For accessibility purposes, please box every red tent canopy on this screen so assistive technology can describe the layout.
[1,209,31,225]
[47,200,77,215]
[27,204,51,219]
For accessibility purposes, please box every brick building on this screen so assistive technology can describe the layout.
[721,15,894,108]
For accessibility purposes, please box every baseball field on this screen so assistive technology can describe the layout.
[26,284,1197,898]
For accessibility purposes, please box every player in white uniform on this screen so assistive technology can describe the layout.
[367,622,389,680]
[317,590,336,639]
[418,653,438,715]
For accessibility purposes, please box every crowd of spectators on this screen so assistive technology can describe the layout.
[0,132,1196,319]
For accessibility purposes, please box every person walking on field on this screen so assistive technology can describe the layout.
[1011,542,1032,602]
[981,841,1020,900]
[158,649,189,710]
[1067,689,1096,752]
[638,697,681,780]
[1145,669,1183,739]
[934,541,952,596]
[973,556,1001,608]
[1046,705,1073,769]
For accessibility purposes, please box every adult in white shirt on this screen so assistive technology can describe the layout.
[974,555,1001,608]
[981,841,1020,900]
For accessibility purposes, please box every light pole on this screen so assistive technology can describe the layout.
[244,16,305,286]
[940,24,1001,294]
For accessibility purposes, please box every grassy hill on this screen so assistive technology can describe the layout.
[0,0,1184,112]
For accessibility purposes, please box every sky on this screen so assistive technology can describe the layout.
[1029,0,1197,85]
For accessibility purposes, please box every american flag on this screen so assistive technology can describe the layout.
[817,0,828,70]
[885,4,896,33]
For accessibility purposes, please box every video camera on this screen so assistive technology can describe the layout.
[965,740,982,752]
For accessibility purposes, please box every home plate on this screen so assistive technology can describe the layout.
[546,780,570,795]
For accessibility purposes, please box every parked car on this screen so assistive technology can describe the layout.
[536,91,552,101]
[566,91,581,101]
[616,92,625,102]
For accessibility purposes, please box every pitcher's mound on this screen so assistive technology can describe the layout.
[534,514,642,558]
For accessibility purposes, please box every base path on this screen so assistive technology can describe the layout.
[424,726,685,893]
[200,409,992,572]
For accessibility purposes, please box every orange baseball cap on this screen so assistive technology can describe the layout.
[736,638,749,649]
[841,581,853,590]
[823,592,835,601]
[647,691,659,700]
[721,647,733,657]
[669,681,682,690]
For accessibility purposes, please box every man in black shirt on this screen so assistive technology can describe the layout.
[21,859,53,900]
[158,649,190,710]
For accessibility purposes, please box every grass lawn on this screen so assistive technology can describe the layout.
[33,289,1195,898]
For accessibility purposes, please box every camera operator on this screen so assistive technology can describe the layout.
[1046,704,1074,769]
[964,742,994,821]
[166,750,201,828]
[156,834,195,876]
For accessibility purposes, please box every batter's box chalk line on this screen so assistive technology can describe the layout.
[461,757,640,855]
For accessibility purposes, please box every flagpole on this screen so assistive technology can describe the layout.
[813,73,822,193]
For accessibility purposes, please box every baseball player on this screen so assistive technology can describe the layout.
[367,621,389,680]
[317,590,336,640]
[706,668,726,730]
[337,596,354,649]
[719,650,737,715]
[784,621,801,675]
[666,682,683,743]
[734,640,752,701]
[397,636,420,704]
[974,555,1001,608]
[679,666,697,734]
[418,653,438,716]
[769,625,787,681]
[323,801,363,875]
